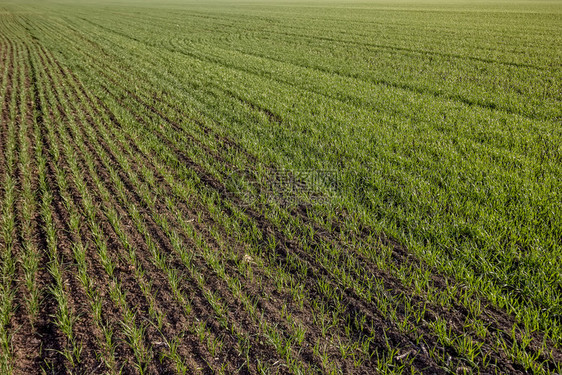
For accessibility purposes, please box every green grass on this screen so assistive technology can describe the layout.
[0,0,560,373]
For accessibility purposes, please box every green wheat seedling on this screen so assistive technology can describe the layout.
[0,39,22,374]
[43,67,212,374]
[1,2,561,373]
[31,45,156,373]
[70,30,556,374]
[60,71,323,371]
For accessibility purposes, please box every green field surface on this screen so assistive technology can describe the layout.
[0,0,561,373]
